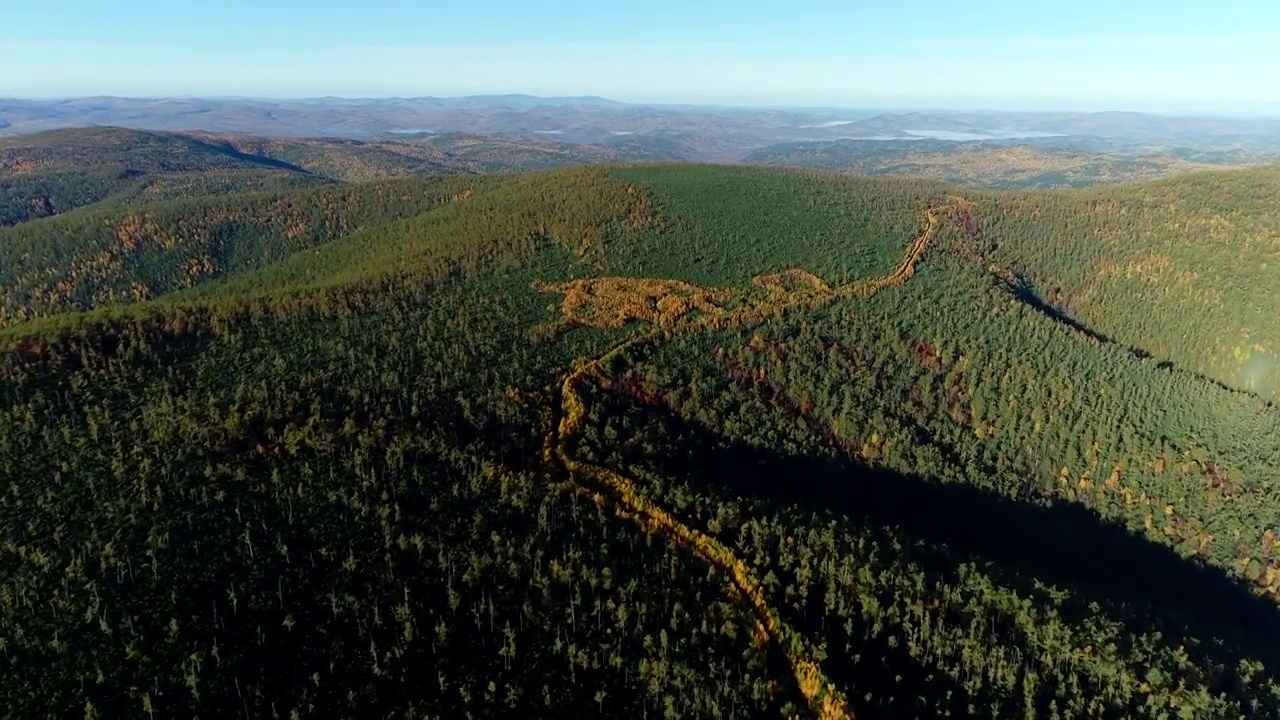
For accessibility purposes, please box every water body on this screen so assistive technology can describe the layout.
[388,128,436,134]
[534,130,565,135]
[836,135,924,141]
[820,129,1069,142]
[610,131,635,136]
[903,129,1067,141]
[799,120,859,128]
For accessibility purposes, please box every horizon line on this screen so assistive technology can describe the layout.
[2,93,1279,119]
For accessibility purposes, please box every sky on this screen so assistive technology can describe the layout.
[2,0,1278,113]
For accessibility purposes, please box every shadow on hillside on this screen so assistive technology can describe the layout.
[998,269,1270,403]
[610,404,1280,718]
[195,138,318,176]
[999,271,1111,346]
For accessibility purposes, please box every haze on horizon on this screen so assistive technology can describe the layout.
[1,0,1278,115]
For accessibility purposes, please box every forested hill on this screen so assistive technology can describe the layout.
[0,127,333,226]
[3,163,1280,719]
[744,139,1246,189]
[0,127,693,227]
[980,166,1280,400]
[0,174,493,325]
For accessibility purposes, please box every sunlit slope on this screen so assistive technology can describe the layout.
[0,127,329,225]
[976,166,1280,399]
[185,132,471,181]
[0,175,497,327]
[179,165,942,303]
[180,167,665,301]
[2,164,1280,718]
[0,127,297,175]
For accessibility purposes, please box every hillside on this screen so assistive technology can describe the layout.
[0,126,318,176]
[2,164,1280,719]
[0,128,698,226]
[744,140,1246,189]
[180,132,683,180]
[981,167,1280,398]
[403,132,696,172]
[0,128,331,225]
[0,173,496,325]
[186,132,471,181]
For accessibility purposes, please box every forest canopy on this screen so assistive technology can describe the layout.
[2,159,1280,719]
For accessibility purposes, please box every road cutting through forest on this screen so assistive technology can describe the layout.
[540,197,969,720]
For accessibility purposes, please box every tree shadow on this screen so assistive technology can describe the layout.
[193,137,318,176]
[996,268,1266,402]
[602,398,1280,718]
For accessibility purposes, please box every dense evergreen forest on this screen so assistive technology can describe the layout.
[2,158,1280,718]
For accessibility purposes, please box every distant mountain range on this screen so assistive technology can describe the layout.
[5,95,1280,161]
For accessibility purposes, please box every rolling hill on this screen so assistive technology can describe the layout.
[2,162,1280,719]
[744,140,1250,189]
[7,95,1280,155]
[0,127,333,226]
[0,128,697,227]
[188,132,694,179]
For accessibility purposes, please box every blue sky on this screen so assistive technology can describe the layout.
[2,0,1277,112]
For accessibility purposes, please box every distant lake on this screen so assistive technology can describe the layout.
[534,130,565,135]
[823,129,1070,142]
[837,135,923,141]
[388,128,436,134]
[799,120,859,128]
[902,129,1067,141]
